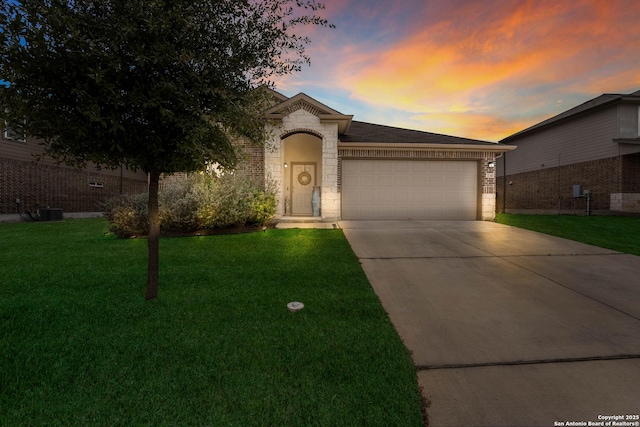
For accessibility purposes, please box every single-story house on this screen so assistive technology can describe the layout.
[250,89,514,221]
[497,89,640,214]
[2,88,515,221]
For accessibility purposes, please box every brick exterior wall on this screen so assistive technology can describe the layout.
[0,158,148,214]
[496,155,640,214]
[235,138,265,184]
[621,152,640,192]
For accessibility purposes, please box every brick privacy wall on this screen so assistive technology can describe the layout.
[0,158,148,214]
[497,156,625,213]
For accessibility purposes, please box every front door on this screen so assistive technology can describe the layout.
[291,163,316,215]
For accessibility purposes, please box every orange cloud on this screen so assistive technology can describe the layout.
[330,0,640,140]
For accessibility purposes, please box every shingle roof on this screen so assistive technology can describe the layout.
[501,89,640,143]
[339,121,496,145]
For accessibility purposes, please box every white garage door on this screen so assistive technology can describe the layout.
[342,160,478,220]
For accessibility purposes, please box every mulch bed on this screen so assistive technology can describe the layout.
[160,222,275,237]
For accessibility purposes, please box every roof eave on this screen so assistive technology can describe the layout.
[500,96,625,143]
[318,114,353,134]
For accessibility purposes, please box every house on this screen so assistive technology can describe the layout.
[0,131,148,216]
[249,89,514,221]
[2,88,515,221]
[497,89,640,214]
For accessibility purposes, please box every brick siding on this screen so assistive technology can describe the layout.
[496,155,640,214]
[621,152,640,192]
[235,139,265,184]
[0,158,148,214]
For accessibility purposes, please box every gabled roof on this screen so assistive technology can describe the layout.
[339,121,498,146]
[264,92,353,133]
[265,90,512,151]
[501,89,640,143]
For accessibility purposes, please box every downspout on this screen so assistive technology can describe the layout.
[502,152,507,213]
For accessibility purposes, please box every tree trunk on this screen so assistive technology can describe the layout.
[145,168,161,300]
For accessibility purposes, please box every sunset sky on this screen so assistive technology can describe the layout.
[275,0,640,142]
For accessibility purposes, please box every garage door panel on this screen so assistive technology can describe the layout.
[411,192,426,203]
[395,191,409,202]
[412,162,428,172]
[342,160,477,220]
[429,162,443,172]
[378,162,393,172]
[378,176,393,188]
[395,176,409,187]
[429,176,443,186]
[412,176,427,186]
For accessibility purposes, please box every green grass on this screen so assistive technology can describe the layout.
[0,219,422,426]
[496,214,640,255]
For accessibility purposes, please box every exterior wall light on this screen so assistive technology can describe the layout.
[284,162,288,168]
[488,161,495,168]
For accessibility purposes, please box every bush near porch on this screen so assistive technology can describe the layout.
[0,218,423,426]
[103,173,277,237]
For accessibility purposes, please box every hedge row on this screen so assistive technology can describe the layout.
[103,173,276,237]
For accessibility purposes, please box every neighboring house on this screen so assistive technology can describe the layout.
[497,89,640,214]
[0,131,148,215]
[245,89,514,221]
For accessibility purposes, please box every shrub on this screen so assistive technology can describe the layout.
[103,172,277,236]
[159,174,204,231]
[102,192,149,237]
[249,176,278,226]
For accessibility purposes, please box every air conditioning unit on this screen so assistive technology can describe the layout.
[38,208,63,221]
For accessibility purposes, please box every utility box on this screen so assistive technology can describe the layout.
[38,208,63,221]
[572,185,582,198]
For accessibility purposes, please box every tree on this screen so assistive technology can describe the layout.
[0,0,332,299]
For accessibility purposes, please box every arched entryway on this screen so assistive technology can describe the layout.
[282,132,322,216]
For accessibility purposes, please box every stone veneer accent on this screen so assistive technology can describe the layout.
[610,193,640,213]
[265,109,340,220]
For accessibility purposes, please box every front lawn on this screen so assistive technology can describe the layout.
[0,219,423,426]
[496,214,640,255]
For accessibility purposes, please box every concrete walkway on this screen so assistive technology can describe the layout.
[275,216,339,229]
[339,220,640,427]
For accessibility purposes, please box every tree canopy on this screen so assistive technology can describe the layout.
[0,0,332,299]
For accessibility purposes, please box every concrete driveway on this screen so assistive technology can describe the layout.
[339,220,640,427]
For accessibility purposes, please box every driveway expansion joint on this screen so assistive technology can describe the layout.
[415,354,640,371]
[358,255,494,260]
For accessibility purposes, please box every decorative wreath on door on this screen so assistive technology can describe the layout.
[297,171,312,185]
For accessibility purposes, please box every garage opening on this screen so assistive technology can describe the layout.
[341,159,478,220]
